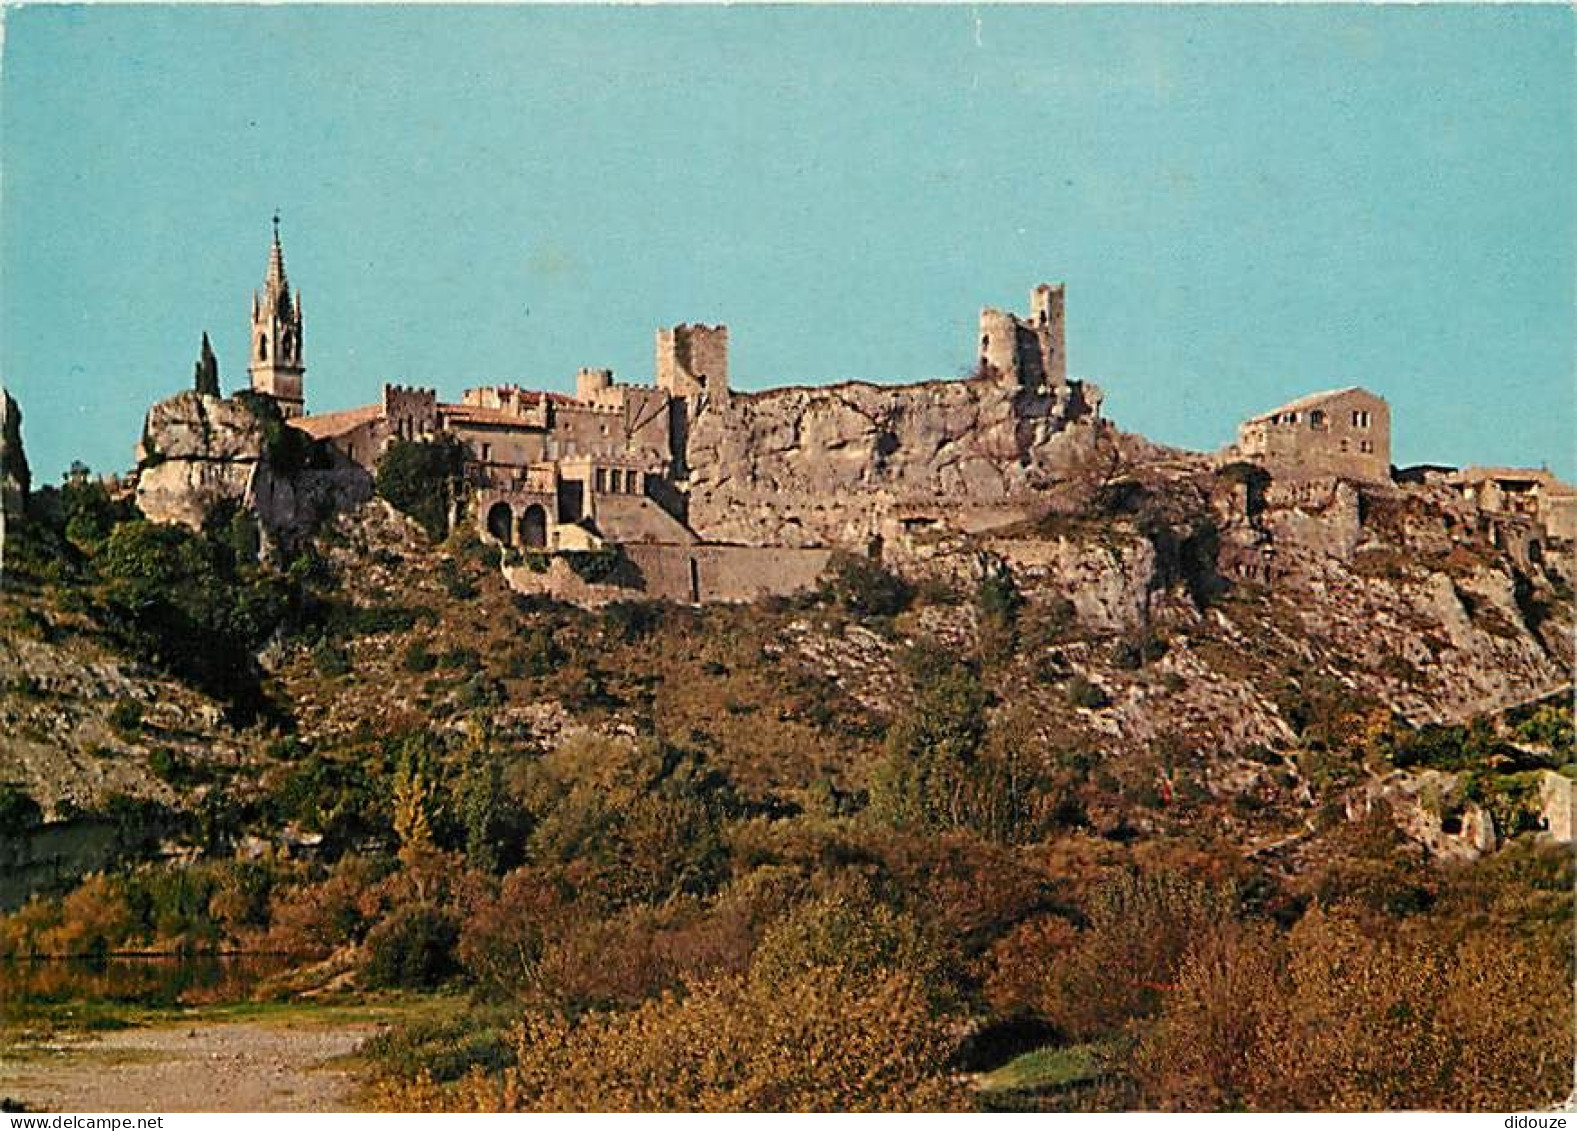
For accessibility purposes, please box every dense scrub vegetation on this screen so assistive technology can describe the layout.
[1,477,1572,1112]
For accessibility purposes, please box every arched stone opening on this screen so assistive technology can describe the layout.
[486,501,513,545]
[520,504,548,550]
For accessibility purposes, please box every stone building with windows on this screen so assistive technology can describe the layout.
[1232,386,1391,484]
[1449,466,1577,544]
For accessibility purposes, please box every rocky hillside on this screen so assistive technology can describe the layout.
[2,430,1570,871]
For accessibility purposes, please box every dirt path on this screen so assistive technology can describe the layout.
[1,1018,381,1113]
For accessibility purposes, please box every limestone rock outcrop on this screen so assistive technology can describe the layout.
[135,392,370,554]
[1,387,30,527]
[684,376,1104,547]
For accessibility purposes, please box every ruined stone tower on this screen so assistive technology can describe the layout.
[248,218,306,418]
[979,283,1065,392]
[656,324,728,401]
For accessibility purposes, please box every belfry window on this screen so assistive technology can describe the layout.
[258,334,268,361]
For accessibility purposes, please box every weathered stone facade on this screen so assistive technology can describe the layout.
[1449,466,1576,544]
[1232,386,1390,484]
[683,371,1104,549]
[266,264,1107,600]
[153,226,1569,609]
[656,323,729,401]
[979,283,1066,392]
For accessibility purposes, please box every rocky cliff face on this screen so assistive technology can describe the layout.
[684,377,1104,547]
[1,388,30,527]
[136,392,370,555]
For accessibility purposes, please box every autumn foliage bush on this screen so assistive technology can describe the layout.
[374,966,967,1112]
[1137,908,1573,1111]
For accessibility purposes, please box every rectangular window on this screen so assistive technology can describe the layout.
[595,469,607,493]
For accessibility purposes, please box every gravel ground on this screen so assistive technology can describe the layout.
[0,1019,379,1113]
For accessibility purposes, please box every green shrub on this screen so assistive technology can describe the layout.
[362,1009,515,1083]
[0,783,44,837]
[603,600,663,642]
[403,640,437,673]
[235,390,324,478]
[505,626,563,678]
[438,559,479,600]
[869,655,991,832]
[977,570,1023,626]
[148,748,190,786]
[437,647,482,673]
[361,904,460,989]
[375,436,468,542]
[312,640,352,677]
[1066,675,1110,710]
[108,696,145,736]
[563,547,624,584]
[824,551,912,618]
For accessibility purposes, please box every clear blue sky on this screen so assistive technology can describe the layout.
[2,4,1572,483]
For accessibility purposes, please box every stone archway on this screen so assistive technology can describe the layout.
[520,504,548,550]
[485,501,514,545]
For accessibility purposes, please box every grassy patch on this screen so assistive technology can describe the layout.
[977,1043,1104,1095]
[0,988,456,1043]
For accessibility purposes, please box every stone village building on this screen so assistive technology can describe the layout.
[1447,466,1577,545]
[1229,386,1392,485]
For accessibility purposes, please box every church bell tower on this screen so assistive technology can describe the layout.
[248,216,306,418]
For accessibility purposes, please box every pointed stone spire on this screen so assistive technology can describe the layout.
[264,213,290,309]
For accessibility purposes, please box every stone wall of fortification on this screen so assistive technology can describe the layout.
[383,385,439,438]
[978,284,1066,391]
[501,542,830,605]
[657,324,729,399]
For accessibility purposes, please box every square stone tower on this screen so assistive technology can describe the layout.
[656,324,728,401]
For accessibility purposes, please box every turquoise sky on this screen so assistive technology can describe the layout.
[2,4,1572,483]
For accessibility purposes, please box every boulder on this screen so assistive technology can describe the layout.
[135,391,370,555]
[1538,770,1575,842]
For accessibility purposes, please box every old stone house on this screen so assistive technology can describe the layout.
[1232,386,1391,484]
[1449,466,1577,544]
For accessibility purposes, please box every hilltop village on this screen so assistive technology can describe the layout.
[113,226,1574,606]
[38,225,1569,605]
